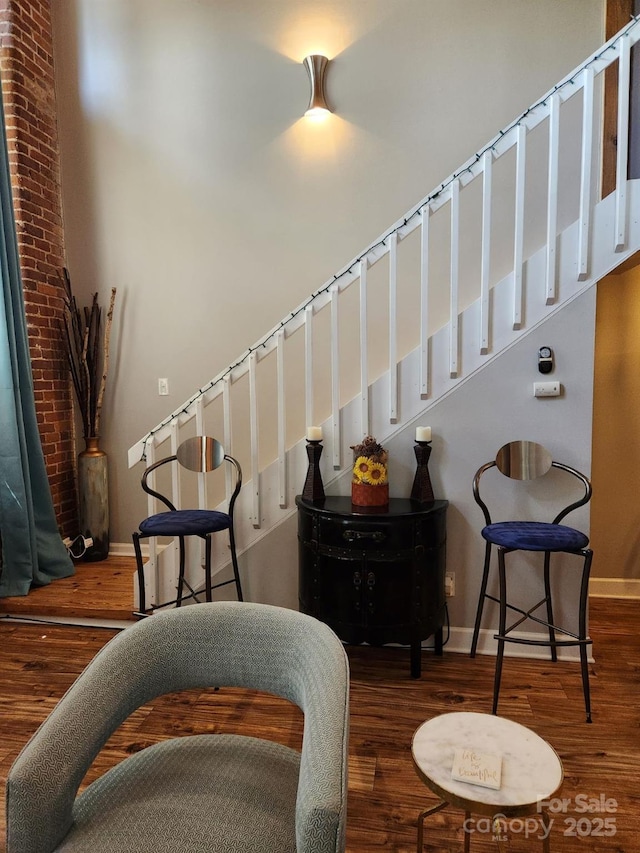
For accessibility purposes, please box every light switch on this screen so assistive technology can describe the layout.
[158,378,169,396]
[534,381,561,397]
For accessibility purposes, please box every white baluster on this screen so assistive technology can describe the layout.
[388,232,398,421]
[305,304,314,430]
[330,284,341,468]
[169,422,181,602]
[276,329,287,508]
[420,205,430,397]
[480,151,492,354]
[359,258,369,436]
[578,67,594,281]
[615,33,630,252]
[170,421,180,510]
[513,124,526,329]
[546,92,560,304]
[450,179,460,377]
[249,351,260,528]
[195,397,206,510]
[223,375,232,504]
[194,398,207,577]
[145,441,158,607]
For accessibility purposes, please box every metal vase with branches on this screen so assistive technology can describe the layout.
[61,269,117,561]
[62,268,117,440]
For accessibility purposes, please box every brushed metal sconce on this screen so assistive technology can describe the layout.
[303,55,331,116]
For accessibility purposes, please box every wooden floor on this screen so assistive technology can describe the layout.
[0,560,638,852]
[0,555,137,621]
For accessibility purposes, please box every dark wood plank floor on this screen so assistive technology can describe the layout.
[0,561,638,852]
[0,556,136,621]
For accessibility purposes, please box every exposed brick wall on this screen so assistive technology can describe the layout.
[0,0,76,536]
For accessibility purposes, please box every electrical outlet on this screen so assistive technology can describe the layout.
[445,572,455,597]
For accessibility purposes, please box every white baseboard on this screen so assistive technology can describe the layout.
[109,542,144,557]
[589,577,640,599]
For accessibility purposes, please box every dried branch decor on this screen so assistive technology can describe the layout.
[62,269,117,440]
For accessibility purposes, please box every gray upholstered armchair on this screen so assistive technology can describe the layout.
[6,602,349,853]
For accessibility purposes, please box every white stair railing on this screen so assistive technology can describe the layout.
[129,18,640,609]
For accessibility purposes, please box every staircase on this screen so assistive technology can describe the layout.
[129,18,640,612]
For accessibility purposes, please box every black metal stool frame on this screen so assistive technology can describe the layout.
[470,442,594,723]
[132,436,243,617]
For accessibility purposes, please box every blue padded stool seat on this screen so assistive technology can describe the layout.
[482,521,589,552]
[139,510,231,537]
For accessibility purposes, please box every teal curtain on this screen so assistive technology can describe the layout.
[0,90,73,596]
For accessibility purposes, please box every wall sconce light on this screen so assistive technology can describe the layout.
[303,55,331,117]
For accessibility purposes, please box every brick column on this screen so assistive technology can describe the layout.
[0,0,77,536]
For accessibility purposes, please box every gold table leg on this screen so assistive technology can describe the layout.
[492,815,508,852]
[541,811,552,853]
[464,811,471,853]
[416,801,449,853]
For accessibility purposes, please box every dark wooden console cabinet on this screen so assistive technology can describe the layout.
[296,495,448,677]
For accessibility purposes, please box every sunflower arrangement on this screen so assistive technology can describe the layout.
[351,435,389,507]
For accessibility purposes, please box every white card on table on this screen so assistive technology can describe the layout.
[451,747,502,790]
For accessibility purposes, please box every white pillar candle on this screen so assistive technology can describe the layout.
[415,426,432,442]
[306,426,323,441]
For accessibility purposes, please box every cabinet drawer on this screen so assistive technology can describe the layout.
[318,516,414,551]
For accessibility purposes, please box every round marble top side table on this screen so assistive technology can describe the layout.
[411,712,563,853]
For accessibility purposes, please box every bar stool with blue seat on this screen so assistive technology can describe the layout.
[132,435,243,616]
[469,440,593,722]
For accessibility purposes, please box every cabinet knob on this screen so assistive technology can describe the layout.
[353,571,362,588]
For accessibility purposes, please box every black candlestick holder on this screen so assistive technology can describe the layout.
[302,440,325,502]
[410,441,434,505]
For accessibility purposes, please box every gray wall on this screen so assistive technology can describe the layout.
[51,0,604,546]
[243,289,596,643]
